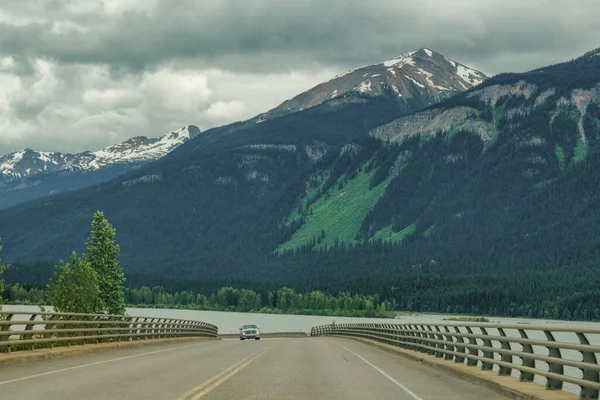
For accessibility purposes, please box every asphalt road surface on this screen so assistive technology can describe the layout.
[0,337,508,399]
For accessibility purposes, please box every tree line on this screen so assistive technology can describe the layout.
[4,284,392,318]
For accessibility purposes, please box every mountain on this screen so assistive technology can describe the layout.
[0,125,201,209]
[4,49,600,321]
[11,46,596,294]
[0,125,201,180]
[256,48,487,121]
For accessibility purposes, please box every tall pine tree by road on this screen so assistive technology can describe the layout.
[86,211,126,315]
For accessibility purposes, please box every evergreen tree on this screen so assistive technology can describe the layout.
[85,211,126,315]
[47,252,102,314]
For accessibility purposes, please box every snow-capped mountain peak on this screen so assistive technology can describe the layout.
[382,51,417,68]
[258,48,488,120]
[0,125,201,180]
[91,125,200,168]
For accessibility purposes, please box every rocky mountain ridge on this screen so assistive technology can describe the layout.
[0,125,201,181]
[256,48,487,121]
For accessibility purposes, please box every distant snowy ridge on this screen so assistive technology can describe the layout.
[0,125,201,180]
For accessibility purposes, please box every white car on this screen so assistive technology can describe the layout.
[239,324,261,340]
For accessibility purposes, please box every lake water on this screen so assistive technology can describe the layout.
[4,304,600,333]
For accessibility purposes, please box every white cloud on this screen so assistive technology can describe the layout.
[140,69,212,112]
[83,88,142,112]
[0,56,334,154]
[205,100,247,122]
[101,0,160,14]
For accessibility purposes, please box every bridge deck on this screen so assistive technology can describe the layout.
[0,337,511,399]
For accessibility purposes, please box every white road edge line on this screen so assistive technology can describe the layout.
[0,341,214,386]
[339,343,425,400]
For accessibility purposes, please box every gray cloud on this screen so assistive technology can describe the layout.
[1,0,598,74]
[0,0,599,154]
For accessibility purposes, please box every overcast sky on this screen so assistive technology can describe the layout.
[0,0,598,155]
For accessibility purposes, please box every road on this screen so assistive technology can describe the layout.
[0,337,508,399]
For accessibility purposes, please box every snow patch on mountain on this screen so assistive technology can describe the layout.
[356,80,373,93]
[406,75,425,89]
[382,51,416,68]
[456,65,485,86]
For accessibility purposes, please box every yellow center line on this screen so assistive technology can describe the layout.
[190,345,275,400]
[179,345,276,400]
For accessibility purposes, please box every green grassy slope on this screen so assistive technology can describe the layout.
[277,168,390,252]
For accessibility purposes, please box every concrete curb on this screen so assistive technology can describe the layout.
[337,336,577,400]
[0,337,218,366]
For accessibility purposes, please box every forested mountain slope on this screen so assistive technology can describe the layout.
[3,49,600,320]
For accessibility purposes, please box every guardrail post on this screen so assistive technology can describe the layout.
[170,319,176,338]
[442,326,455,360]
[391,325,400,347]
[158,319,166,338]
[433,326,445,358]
[44,314,60,348]
[83,314,91,345]
[543,330,564,391]
[131,317,139,340]
[121,316,130,341]
[65,314,76,346]
[146,318,155,339]
[576,332,599,399]
[139,318,148,340]
[517,329,535,382]
[172,319,178,338]
[152,319,159,339]
[22,314,39,350]
[417,325,428,353]
[406,325,414,350]
[425,326,436,356]
[94,315,103,343]
[410,325,420,350]
[163,319,170,338]
[454,327,466,363]
[150,318,157,339]
[0,313,15,353]
[479,327,494,371]
[465,327,479,367]
[497,328,512,376]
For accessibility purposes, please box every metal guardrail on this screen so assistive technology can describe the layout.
[0,311,218,353]
[311,322,600,400]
